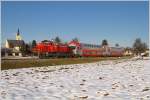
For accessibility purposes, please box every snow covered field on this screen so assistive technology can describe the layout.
[1,58,150,100]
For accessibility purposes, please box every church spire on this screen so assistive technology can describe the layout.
[17,28,20,36]
[16,28,22,40]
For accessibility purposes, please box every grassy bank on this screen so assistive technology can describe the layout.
[1,56,132,70]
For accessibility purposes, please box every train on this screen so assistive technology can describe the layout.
[32,40,124,58]
[32,41,73,58]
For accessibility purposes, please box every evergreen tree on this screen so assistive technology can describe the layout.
[32,40,37,48]
[72,37,79,42]
[102,39,108,46]
[115,43,119,47]
[55,36,61,43]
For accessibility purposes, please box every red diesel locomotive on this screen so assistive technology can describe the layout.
[32,41,73,58]
[32,40,124,58]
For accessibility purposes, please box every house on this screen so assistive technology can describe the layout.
[124,47,133,56]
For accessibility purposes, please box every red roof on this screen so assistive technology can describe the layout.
[68,41,81,47]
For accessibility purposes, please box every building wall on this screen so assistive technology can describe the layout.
[16,35,22,40]
[14,46,20,51]
[5,40,9,48]
[124,50,133,56]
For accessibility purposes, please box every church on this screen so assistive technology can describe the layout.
[5,29,25,56]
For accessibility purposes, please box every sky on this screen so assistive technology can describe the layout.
[1,1,149,47]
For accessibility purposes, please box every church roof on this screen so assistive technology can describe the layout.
[7,40,25,47]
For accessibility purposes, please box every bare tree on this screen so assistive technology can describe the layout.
[133,38,148,55]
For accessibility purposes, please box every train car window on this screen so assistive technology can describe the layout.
[85,44,87,47]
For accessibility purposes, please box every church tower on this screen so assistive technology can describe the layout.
[16,28,22,40]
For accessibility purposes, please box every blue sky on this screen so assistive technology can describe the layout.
[1,1,149,47]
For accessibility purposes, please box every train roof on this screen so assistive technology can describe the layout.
[80,43,101,49]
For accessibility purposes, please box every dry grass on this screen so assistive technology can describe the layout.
[1,56,132,70]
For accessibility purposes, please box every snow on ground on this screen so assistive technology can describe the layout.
[1,58,150,100]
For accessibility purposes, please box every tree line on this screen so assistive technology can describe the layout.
[101,38,148,56]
